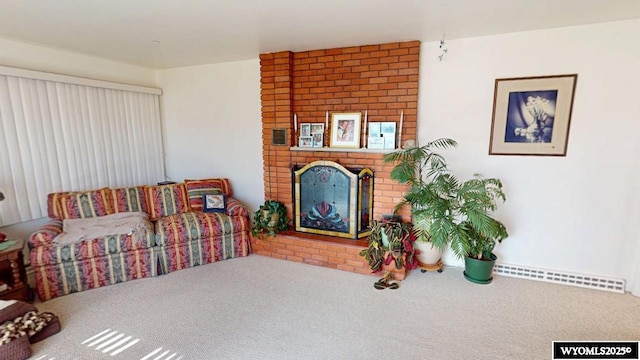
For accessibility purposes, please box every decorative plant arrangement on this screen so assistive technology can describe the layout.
[382,138,459,269]
[383,138,509,284]
[251,200,290,239]
[450,175,508,284]
[359,220,419,289]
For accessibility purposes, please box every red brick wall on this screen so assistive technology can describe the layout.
[292,41,419,140]
[256,41,420,275]
[251,233,373,275]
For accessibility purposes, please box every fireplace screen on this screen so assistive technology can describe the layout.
[294,160,373,239]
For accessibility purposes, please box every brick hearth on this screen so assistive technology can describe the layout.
[253,40,420,275]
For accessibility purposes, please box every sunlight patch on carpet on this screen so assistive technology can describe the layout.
[141,347,182,360]
[81,328,140,357]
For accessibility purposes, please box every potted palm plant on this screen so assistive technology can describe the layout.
[448,175,508,284]
[383,138,458,270]
[384,139,509,283]
[251,200,290,239]
[359,219,419,289]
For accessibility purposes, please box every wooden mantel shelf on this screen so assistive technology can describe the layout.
[290,147,395,153]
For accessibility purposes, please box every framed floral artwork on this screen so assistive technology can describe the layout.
[330,112,361,149]
[489,74,577,156]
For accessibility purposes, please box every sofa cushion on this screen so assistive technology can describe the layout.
[111,186,148,213]
[184,178,233,210]
[144,183,189,221]
[202,193,227,213]
[30,222,156,267]
[155,211,249,245]
[32,247,158,301]
[48,188,113,220]
[158,232,250,273]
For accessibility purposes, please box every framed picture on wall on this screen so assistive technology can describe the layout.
[330,112,361,149]
[489,74,578,156]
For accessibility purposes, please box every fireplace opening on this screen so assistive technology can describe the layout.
[293,160,373,239]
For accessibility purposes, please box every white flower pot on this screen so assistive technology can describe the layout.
[414,241,443,266]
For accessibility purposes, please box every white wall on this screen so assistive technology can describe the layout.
[0,37,156,87]
[419,19,640,292]
[0,37,157,240]
[155,60,264,212]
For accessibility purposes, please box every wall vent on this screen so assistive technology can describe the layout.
[494,263,626,294]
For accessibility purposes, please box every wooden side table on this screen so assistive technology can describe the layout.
[0,238,32,302]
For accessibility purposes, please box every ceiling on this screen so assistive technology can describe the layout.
[1,0,639,69]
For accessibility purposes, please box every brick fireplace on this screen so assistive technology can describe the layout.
[252,40,420,276]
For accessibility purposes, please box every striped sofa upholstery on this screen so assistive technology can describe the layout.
[29,179,251,301]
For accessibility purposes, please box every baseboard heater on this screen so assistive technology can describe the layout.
[494,262,626,294]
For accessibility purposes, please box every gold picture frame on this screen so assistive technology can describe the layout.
[330,112,361,149]
[489,74,577,156]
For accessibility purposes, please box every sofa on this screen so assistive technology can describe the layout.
[28,178,251,301]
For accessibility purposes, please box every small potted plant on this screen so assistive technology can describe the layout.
[251,200,290,239]
[359,219,419,289]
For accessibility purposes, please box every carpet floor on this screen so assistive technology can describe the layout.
[30,255,640,360]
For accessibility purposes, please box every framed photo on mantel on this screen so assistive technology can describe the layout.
[330,112,361,149]
[368,122,384,149]
[368,122,396,149]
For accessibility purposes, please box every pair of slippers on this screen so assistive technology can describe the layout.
[373,279,399,290]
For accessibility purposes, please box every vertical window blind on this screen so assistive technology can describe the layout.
[0,66,164,226]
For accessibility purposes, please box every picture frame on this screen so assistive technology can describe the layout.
[489,74,578,156]
[300,123,311,137]
[203,193,227,213]
[310,123,325,135]
[312,133,323,147]
[330,112,361,149]
[367,122,384,149]
[271,128,287,146]
[380,122,396,149]
[299,136,313,147]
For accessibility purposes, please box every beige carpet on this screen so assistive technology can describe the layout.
[30,255,640,360]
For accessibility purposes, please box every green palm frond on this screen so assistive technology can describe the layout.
[384,138,508,260]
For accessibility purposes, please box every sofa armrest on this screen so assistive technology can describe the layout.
[226,197,249,217]
[28,219,63,249]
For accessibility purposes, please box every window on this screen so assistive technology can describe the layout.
[0,66,164,226]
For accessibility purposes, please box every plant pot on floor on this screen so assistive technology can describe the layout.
[251,200,290,239]
[414,241,443,266]
[463,253,497,284]
[262,209,279,227]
